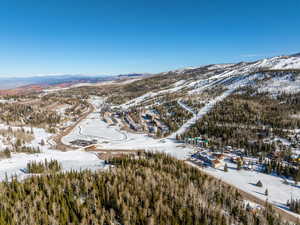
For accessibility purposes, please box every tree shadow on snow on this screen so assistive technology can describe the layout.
[253,191,266,196]
[273,202,291,213]
[249,182,261,187]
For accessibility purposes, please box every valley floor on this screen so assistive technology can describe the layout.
[58,94,300,220]
[1,86,300,221]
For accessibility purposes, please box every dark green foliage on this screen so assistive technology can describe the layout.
[265,189,268,196]
[26,159,62,173]
[183,91,300,157]
[0,153,288,224]
[263,159,300,181]
[288,198,300,214]
[224,163,228,172]
[13,146,41,154]
[256,180,263,187]
[154,101,192,136]
[237,160,242,170]
[0,149,11,159]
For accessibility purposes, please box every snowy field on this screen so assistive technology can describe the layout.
[0,124,106,181]
[63,115,192,159]
[0,149,105,181]
[202,161,300,216]
[62,115,127,143]
[63,97,193,159]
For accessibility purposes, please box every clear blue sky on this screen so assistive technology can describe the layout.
[0,0,299,76]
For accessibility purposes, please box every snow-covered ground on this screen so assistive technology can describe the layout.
[257,73,300,94]
[202,161,300,217]
[1,53,299,211]
[55,104,70,116]
[63,113,192,159]
[177,100,196,115]
[243,200,263,210]
[62,114,127,143]
[259,56,300,70]
[170,89,235,139]
[63,97,193,159]
[112,55,300,111]
[0,149,105,181]
[0,124,106,181]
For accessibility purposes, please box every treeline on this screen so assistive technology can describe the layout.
[264,159,300,182]
[107,74,185,104]
[26,159,62,173]
[182,120,281,156]
[13,146,41,154]
[288,198,300,214]
[154,101,192,136]
[0,149,11,159]
[182,90,300,157]
[204,91,300,129]
[0,146,40,159]
[0,103,61,127]
[0,153,288,225]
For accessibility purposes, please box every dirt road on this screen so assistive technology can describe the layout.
[51,103,95,150]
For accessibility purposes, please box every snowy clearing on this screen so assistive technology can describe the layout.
[0,124,106,181]
[202,161,300,218]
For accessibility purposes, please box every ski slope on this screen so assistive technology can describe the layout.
[169,89,234,139]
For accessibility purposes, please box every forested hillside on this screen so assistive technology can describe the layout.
[0,153,289,225]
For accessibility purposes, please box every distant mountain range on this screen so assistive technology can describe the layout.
[0,52,299,92]
[291,52,300,57]
[0,73,145,90]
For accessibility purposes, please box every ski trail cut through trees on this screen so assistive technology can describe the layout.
[168,88,235,139]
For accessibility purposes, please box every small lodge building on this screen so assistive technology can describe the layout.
[185,137,209,147]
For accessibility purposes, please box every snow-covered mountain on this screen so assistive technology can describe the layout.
[163,54,299,76]
[125,54,300,107]
[174,54,300,76]
[291,52,300,57]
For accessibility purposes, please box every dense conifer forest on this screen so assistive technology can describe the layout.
[182,90,300,157]
[0,153,290,225]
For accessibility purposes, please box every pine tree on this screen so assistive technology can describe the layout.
[294,169,300,185]
[237,160,242,170]
[265,188,268,196]
[224,163,228,172]
[256,180,263,187]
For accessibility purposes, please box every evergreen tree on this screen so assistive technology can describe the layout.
[265,188,269,196]
[256,180,263,187]
[224,163,228,172]
[237,160,242,170]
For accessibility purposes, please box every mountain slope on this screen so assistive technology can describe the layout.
[0,153,288,225]
[112,54,300,109]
